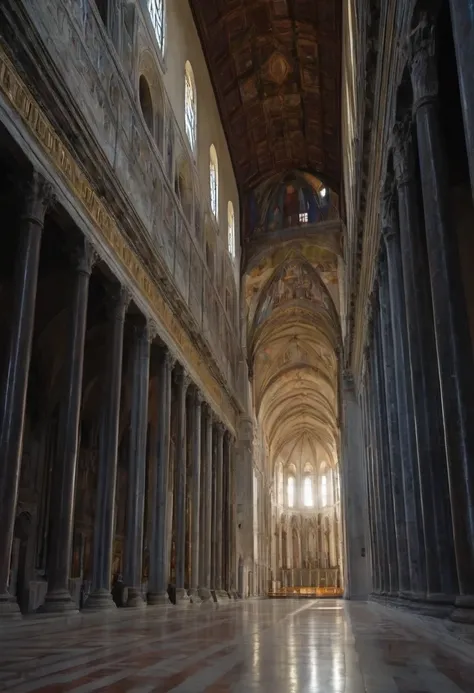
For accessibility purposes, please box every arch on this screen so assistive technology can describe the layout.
[139,75,154,133]
[209,144,219,219]
[184,61,197,152]
[148,0,165,53]
[228,201,235,257]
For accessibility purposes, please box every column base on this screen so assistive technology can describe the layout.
[83,589,117,612]
[451,595,474,623]
[198,587,213,605]
[211,589,231,603]
[38,589,79,614]
[147,591,172,606]
[126,587,146,609]
[175,587,191,606]
[0,592,21,619]
[187,588,202,604]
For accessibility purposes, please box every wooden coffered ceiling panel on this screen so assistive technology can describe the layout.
[189,0,342,191]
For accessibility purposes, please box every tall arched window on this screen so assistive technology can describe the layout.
[228,201,235,256]
[139,75,154,133]
[184,61,197,152]
[148,0,165,53]
[303,476,313,507]
[209,145,218,218]
[321,475,327,507]
[287,476,295,508]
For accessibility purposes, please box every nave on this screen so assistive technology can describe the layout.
[0,601,473,692]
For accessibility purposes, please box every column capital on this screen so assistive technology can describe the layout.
[391,117,414,187]
[22,170,55,225]
[409,13,438,111]
[190,385,204,406]
[380,177,398,244]
[173,364,191,391]
[145,319,159,343]
[71,238,98,275]
[163,347,176,371]
[342,369,355,392]
[105,284,131,322]
[215,420,226,438]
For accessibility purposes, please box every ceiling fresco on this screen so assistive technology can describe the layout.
[189,0,342,191]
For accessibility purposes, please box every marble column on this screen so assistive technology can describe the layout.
[214,422,226,599]
[382,187,426,600]
[148,348,175,605]
[341,371,370,600]
[41,238,95,613]
[0,172,53,616]
[86,285,129,611]
[173,365,190,604]
[448,0,474,197]
[199,404,213,603]
[392,120,458,605]
[124,320,152,608]
[410,18,474,619]
[188,387,202,603]
[378,259,411,598]
[372,308,399,597]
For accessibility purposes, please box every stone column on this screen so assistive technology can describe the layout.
[41,238,95,613]
[378,258,411,598]
[86,285,129,611]
[148,348,175,605]
[372,307,399,597]
[188,387,202,603]
[410,17,474,620]
[0,172,53,616]
[199,404,213,603]
[392,120,458,606]
[447,0,474,197]
[124,320,152,608]
[173,365,190,604]
[341,371,371,600]
[214,422,226,599]
[382,187,426,601]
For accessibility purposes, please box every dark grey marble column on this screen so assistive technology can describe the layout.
[382,187,427,601]
[392,120,458,606]
[41,238,95,613]
[199,404,213,603]
[124,320,152,608]
[223,432,233,595]
[188,387,203,603]
[86,286,129,611]
[0,172,53,617]
[214,422,225,599]
[210,426,218,593]
[366,344,388,595]
[448,0,474,196]
[372,307,399,597]
[148,348,175,605]
[410,17,474,620]
[173,365,190,605]
[378,254,411,598]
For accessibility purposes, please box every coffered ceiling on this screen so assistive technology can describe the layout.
[189,0,342,191]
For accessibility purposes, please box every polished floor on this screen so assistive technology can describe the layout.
[0,599,473,692]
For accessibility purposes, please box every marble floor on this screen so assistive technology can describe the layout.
[0,599,473,692]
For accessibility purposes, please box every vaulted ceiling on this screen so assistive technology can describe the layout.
[189,0,342,191]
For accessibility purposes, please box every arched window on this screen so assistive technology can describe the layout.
[303,476,313,507]
[148,0,165,53]
[210,145,218,218]
[184,61,197,152]
[287,476,295,508]
[321,475,327,507]
[228,201,235,256]
[139,75,154,133]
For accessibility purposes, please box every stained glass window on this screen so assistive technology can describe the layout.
[288,476,295,508]
[148,0,165,53]
[210,145,218,218]
[321,475,327,507]
[185,62,196,151]
[228,201,235,256]
[303,476,313,507]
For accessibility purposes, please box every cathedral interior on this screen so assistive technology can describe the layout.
[1,0,474,691]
